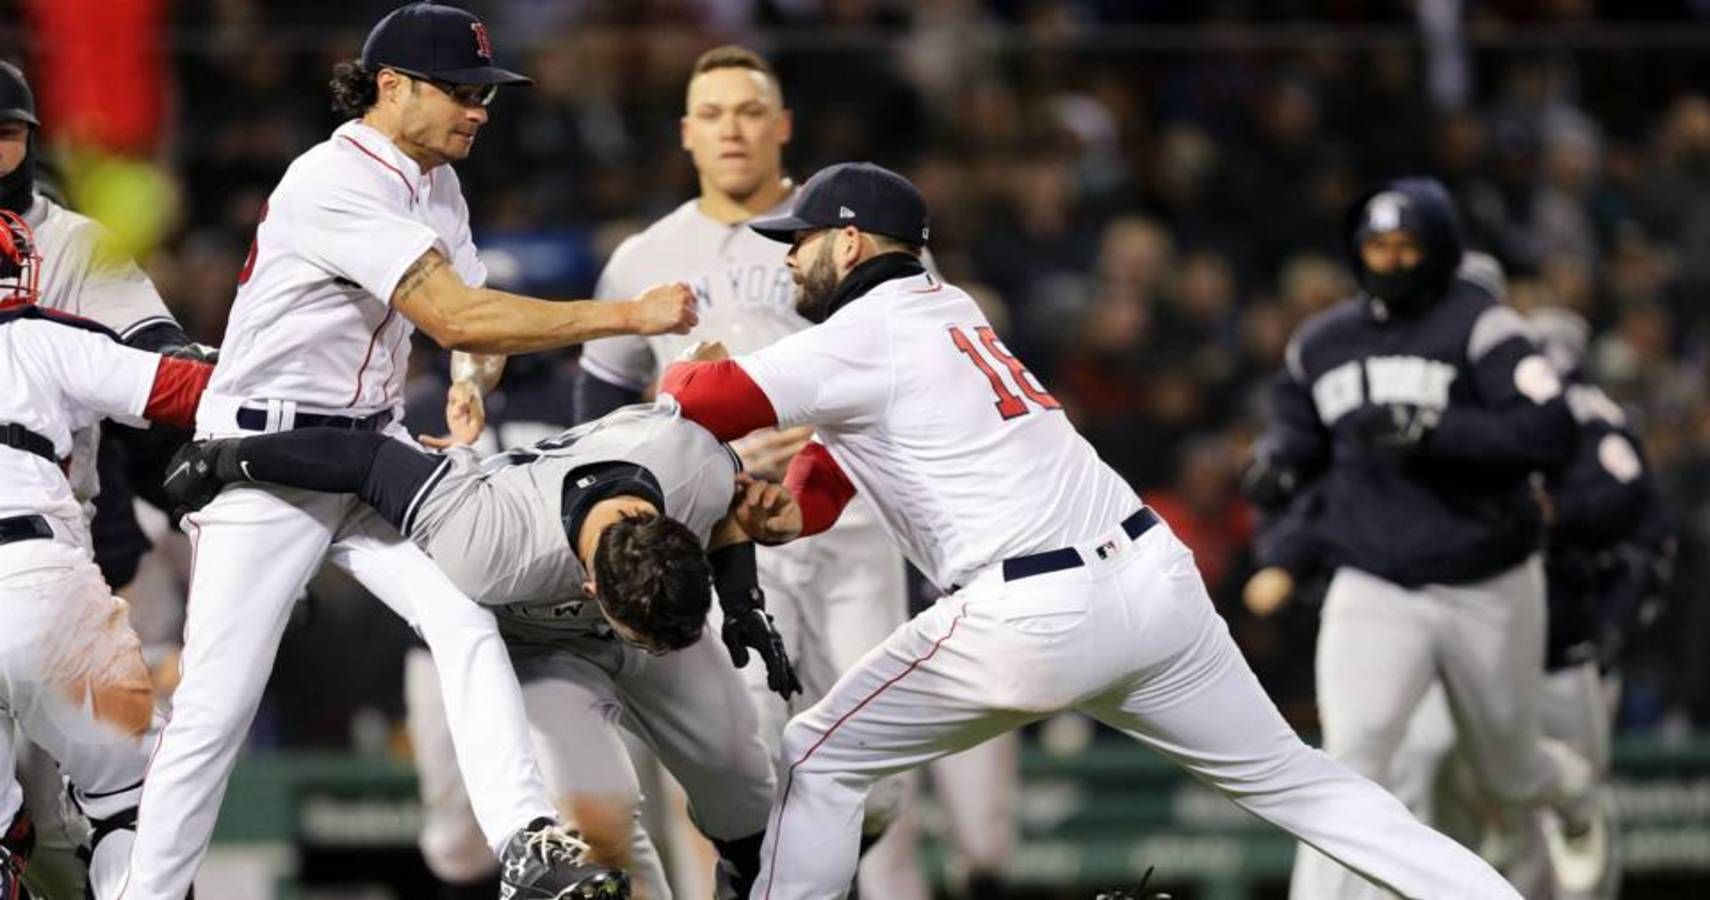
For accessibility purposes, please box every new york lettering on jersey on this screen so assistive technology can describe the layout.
[583,198,801,391]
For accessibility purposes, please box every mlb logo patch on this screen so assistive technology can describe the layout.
[1095,539,1120,560]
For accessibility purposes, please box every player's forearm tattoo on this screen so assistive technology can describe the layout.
[395,252,447,303]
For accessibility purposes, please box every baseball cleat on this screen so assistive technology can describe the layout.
[1544,790,1611,895]
[497,818,631,899]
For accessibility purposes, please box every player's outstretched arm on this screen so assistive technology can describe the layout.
[391,249,698,353]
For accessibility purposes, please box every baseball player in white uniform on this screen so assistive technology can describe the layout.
[164,400,786,900]
[121,5,694,898]
[661,161,1523,900]
[0,60,204,899]
[575,48,995,896]
[0,209,214,899]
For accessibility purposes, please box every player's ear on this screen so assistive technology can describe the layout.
[837,226,863,269]
[581,577,597,600]
[680,115,693,152]
[777,107,793,145]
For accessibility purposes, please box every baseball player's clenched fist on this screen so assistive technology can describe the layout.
[731,473,803,545]
[631,282,698,336]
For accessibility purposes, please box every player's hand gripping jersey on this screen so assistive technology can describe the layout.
[667,255,1140,591]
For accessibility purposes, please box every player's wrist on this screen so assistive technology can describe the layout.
[613,298,644,334]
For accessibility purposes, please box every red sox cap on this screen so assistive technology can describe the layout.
[750,162,930,246]
[362,2,532,87]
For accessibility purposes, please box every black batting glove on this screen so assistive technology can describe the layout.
[162,439,243,518]
[1347,403,1439,461]
[721,604,802,700]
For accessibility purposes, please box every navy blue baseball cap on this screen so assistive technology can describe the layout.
[750,162,930,246]
[0,62,38,127]
[362,3,532,87]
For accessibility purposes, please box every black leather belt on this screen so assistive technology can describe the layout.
[1000,507,1160,582]
[235,407,391,432]
[0,514,53,546]
[1,423,57,464]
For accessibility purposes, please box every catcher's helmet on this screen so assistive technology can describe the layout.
[0,208,41,307]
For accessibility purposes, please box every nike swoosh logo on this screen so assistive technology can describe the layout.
[239,460,254,481]
[167,461,191,484]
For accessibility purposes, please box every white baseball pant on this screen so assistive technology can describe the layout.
[121,483,555,899]
[1388,662,1619,900]
[1,539,156,900]
[743,498,918,897]
[753,519,1517,900]
[1289,559,1595,898]
[409,631,776,900]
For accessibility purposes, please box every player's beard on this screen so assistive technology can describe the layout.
[793,240,841,324]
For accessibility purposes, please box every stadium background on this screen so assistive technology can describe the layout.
[9,0,1710,896]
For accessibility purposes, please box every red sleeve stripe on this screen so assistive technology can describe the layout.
[783,441,856,538]
[144,356,213,428]
[660,359,779,442]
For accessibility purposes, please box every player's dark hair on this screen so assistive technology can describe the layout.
[690,45,782,99]
[593,511,712,653]
[330,60,379,118]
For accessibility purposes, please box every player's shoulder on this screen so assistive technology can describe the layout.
[276,127,411,206]
[2,306,120,345]
[31,196,122,263]
[609,201,701,264]
[1284,298,1365,378]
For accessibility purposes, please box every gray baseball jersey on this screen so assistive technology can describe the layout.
[406,399,739,640]
[580,196,804,388]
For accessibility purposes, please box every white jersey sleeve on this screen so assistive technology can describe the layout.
[735,306,893,429]
[13,319,159,433]
[580,236,656,392]
[286,166,439,307]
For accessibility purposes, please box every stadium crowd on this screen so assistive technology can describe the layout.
[21,0,1710,746]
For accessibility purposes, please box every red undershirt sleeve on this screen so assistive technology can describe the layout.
[143,356,213,428]
[660,359,780,441]
[783,441,856,538]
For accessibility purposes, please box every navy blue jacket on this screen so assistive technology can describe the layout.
[1254,180,1575,587]
[1543,377,1670,669]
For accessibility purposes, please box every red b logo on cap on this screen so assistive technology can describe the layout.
[471,22,493,60]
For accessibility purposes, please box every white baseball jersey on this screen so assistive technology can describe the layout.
[22,192,178,513]
[200,120,486,433]
[0,316,160,548]
[581,196,802,386]
[733,269,1141,590]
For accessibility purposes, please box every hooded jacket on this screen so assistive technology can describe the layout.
[1252,177,1575,587]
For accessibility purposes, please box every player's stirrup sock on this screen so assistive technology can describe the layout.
[222,427,441,531]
